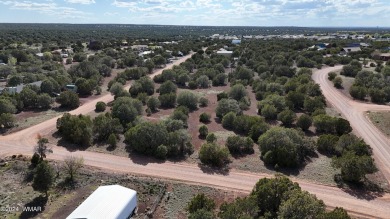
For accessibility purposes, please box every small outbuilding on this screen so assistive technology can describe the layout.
[67,185,137,219]
[65,84,78,92]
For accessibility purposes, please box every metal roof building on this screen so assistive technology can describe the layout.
[67,185,137,219]
[217,50,233,57]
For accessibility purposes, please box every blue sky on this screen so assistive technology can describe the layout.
[0,0,389,26]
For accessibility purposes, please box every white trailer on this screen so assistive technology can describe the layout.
[67,185,137,219]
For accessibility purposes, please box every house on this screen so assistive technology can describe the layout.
[232,39,241,44]
[315,43,330,50]
[67,185,137,219]
[346,43,361,48]
[360,43,371,48]
[36,53,44,59]
[139,51,153,57]
[342,47,361,53]
[4,81,42,95]
[131,45,148,51]
[379,53,390,61]
[217,49,233,57]
[149,45,163,50]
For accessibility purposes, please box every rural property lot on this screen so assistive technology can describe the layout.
[2,61,390,218]
[0,157,241,219]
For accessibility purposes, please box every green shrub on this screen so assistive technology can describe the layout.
[199,97,209,107]
[199,143,230,167]
[226,136,254,155]
[199,113,211,123]
[199,125,208,138]
[155,145,168,159]
[95,101,106,112]
[328,72,337,81]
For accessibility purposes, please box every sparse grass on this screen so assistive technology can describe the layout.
[230,148,338,185]
[332,70,355,98]
[0,156,243,219]
[325,107,341,118]
[159,182,240,219]
[15,110,63,130]
[194,89,223,95]
[213,130,235,141]
[367,111,390,137]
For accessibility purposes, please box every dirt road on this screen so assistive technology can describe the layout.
[1,63,390,218]
[312,66,390,182]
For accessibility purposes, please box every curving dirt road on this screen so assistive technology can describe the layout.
[312,66,390,183]
[1,63,390,218]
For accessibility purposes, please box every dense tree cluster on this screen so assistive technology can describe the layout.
[216,98,241,119]
[56,113,93,146]
[129,76,155,96]
[258,127,314,168]
[313,114,352,136]
[226,135,254,155]
[349,68,390,103]
[111,97,143,127]
[199,142,230,167]
[177,91,198,110]
[223,114,269,139]
[187,175,351,219]
[317,133,377,183]
[93,113,123,142]
[125,120,193,159]
[56,90,79,109]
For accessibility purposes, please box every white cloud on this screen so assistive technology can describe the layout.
[112,0,137,8]
[104,11,119,16]
[65,0,96,4]
[1,0,389,25]
[0,0,92,19]
[113,0,196,13]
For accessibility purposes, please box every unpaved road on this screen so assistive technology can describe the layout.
[1,63,390,218]
[312,66,390,182]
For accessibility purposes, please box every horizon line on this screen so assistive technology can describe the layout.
[0,23,390,29]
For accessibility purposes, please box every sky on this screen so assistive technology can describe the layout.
[0,0,389,27]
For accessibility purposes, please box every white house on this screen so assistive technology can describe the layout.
[131,45,148,51]
[217,49,233,57]
[67,185,137,219]
[139,51,153,57]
